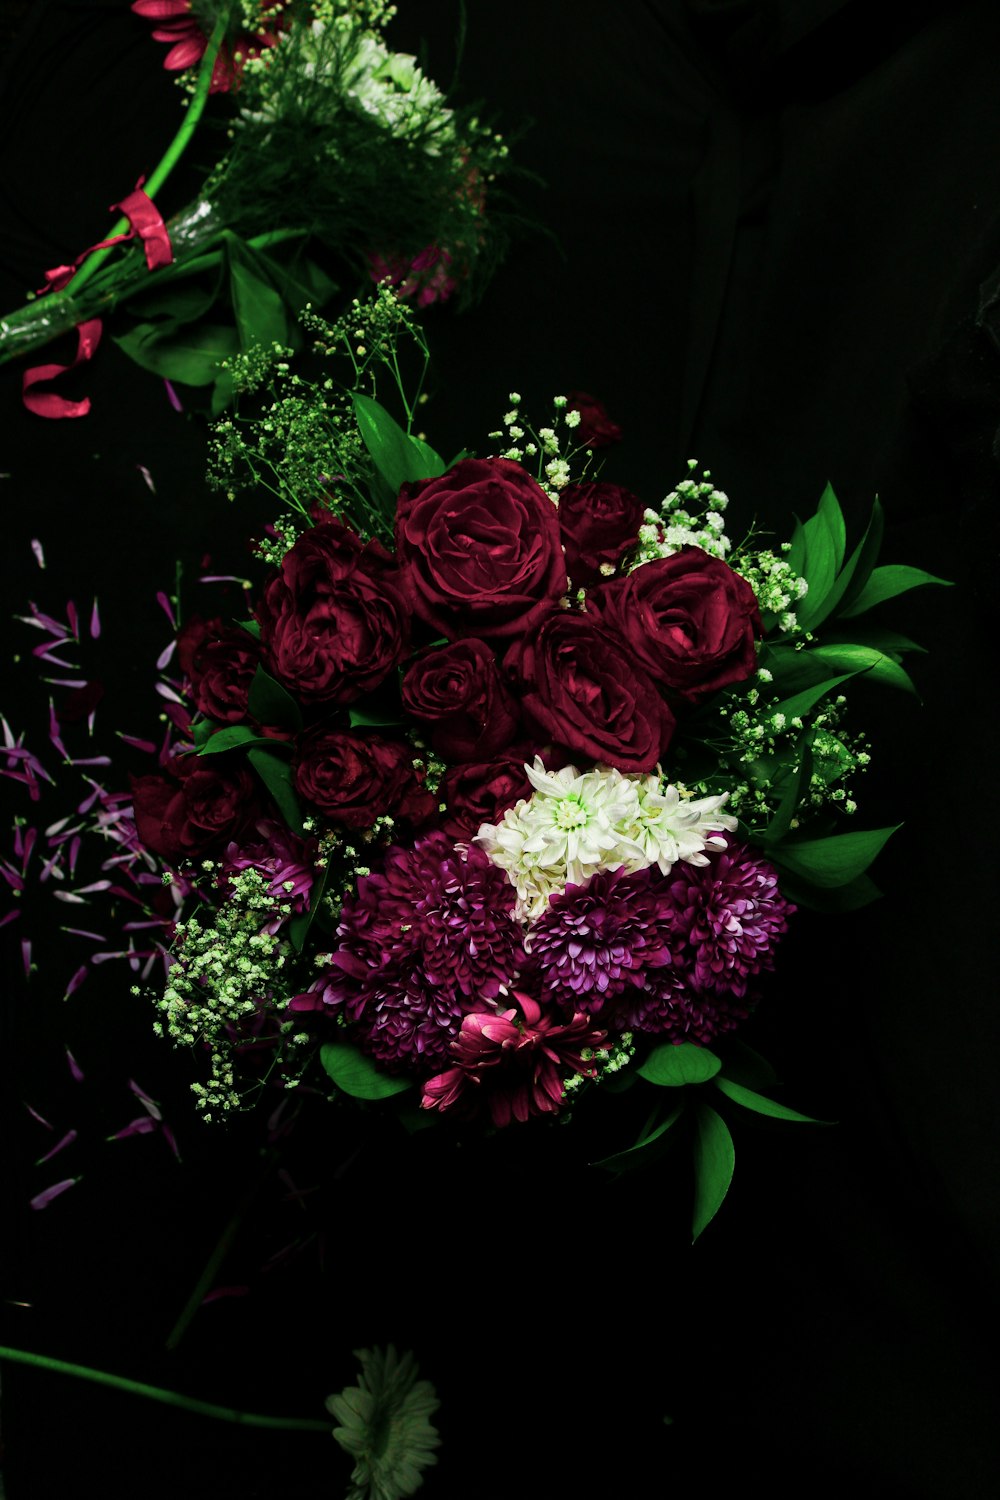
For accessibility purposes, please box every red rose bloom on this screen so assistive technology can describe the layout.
[176,617,260,725]
[437,750,536,839]
[130,755,260,863]
[395,457,567,640]
[293,730,421,830]
[401,639,519,762]
[256,521,410,706]
[588,548,761,701]
[558,481,645,586]
[504,614,675,773]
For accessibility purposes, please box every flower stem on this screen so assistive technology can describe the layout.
[0,1344,329,1431]
[68,14,228,298]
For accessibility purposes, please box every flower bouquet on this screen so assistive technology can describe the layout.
[0,0,513,416]
[4,288,948,1239]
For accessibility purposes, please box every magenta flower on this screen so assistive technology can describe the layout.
[220,819,316,932]
[321,833,524,1071]
[368,245,458,307]
[421,992,607,1127]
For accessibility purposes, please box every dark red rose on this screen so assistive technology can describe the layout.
[558,481,644,587]
[566,392,622,449]
[588,548,761,701]
[294,729,421,830]
[401,638,518,762]
[504,614,675,773]
[437,749,536,839]
[130,755,261,863]
[176,616,260,725]
[256,520,410,705]
[395,457,567,640]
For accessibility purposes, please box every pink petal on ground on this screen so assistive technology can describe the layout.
[156,639,177,671]
[154,682,185,704]
[66,1046,85,1081]
[91,950,127,964]
[45,816,72,836]
[0,909,21,928]
[65,602,79,638]
[66,757,112,767]
[68,835,81,875]
[61,928,106,941]
[35,651,77,670]
[44,678,88,688]
[90,599,101,639]
[54,892,87,905]
[200,575,248,584]
[24,1102,53,1129]
[30,1177,80,1210]
[31,539,46,569]
[164,379,183,412]
[136,464,157,495]
[64,964,89,998]
[35,1129,78,1165]
[21,940,31,977]
[77,784,104,816]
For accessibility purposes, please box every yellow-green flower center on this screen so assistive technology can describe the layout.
[554,795,589,831]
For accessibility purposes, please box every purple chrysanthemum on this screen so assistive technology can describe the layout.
[221,819,317,934]
[321,832,524,1070]
[665,837,794,999]
[529,864,676,1016]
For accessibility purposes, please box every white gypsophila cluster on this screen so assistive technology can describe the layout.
[628,466,733,569]
[475,758,736,921]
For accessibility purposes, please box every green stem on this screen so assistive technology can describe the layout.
[68,14,228,299]
[0,1345,329,1432]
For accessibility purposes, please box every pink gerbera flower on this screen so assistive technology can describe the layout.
[421,992,606,1127]
[132,1,287,93]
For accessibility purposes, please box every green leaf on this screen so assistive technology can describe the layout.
[772,870,883,913]
[592,1102,684,1172]
[247,745,304,834]
[199,724,289,756]
[112,321,241,387]
[319,1041,412,1101]
[692,1104,735,1240]
[823,498,885,621]
[190,718,219,750]
[352,391,446,496]
[793,491,843,628]
[288,862,330,954]
[713,1076,831,1123]
[770,824,900,888]
[804,643,918,694]
[770,672,860,724]
[236,618,261,641]
[637,1042,721,1086]
[224,233,291,356]
[757,732,813,845]
[256,244,338,316]
[816,482,847,569]
[248,664,304,731]
[717,1038,778,1090]
[347,703,404,730]
[838,564,953,618]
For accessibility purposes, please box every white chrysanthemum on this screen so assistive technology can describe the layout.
[339,32,453,148]
[476,759,645,920]
[477,760,738,919]
[625,778,737,874]
[327,1346,440,1500]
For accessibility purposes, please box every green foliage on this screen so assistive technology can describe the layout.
[637,1042,721,1086]
[320,1041,412,1100]
[691,1104,735,1240]
[248,745,305,833]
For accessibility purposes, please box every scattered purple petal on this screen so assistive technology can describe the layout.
[61,927,106,941]
[200,1285,250,1305]
[117,734,157,754]
[128,1079,162,1120]
[35,1129,78,1166]
[66,756,112,768]
[163,379,183,412]
[89,598,101,638]
[156,592,176,628]
[0,909,21,928]
[108,1114,158,1140]
[65,602,79,639]
[160,1124,181,1161]
[200,575,248,585]
[156,639,177,672]
[66,1046,85,1081]
[30,1177,80,1211]
[31,539,46,569]
[154,683,185,705]
[44,678,89,689]
[24,1102,53,1130]
[21,939,31,977]
[54,892,88,905]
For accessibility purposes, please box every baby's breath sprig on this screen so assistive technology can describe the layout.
[209,283,430,544]
[486,392,597,500]
[628,461,733,568]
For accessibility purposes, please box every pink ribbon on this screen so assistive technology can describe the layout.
[23,180,173,418]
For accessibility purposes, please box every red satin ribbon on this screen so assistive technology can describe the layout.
[23,180,173,417]
[22,319,104,418]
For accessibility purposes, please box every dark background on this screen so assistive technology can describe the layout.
[2,2,998,1495]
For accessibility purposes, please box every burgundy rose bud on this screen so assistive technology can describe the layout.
[256,520,410,705]
[401,638,519,762]
[504,614,675,773]
[558,481,644,587]
[437,750,536,839]
[130,755,261,863]
[565,391,622,449]
[588,548,761,701]
[293,729,420,830]
[176,616,261,725]
[395,457,567,640]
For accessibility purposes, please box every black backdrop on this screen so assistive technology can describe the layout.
[2,2,999,1496]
